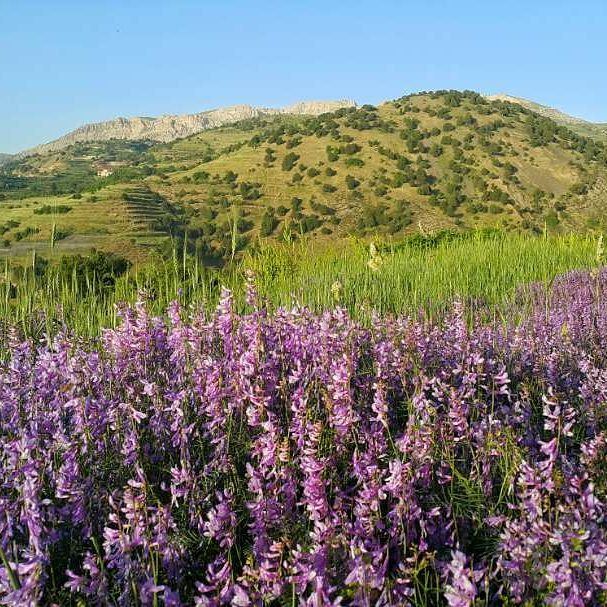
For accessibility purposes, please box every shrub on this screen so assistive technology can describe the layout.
[326,146,340,162]
[340,143,361,155]
[56,250,130,290]
[34,204,72,215]
[310,201,336,216]
[260,211,279,237]
[14,226,40,241]
[192,171,210,183]
[297,214,322,232]
[282,153,300,171]
[285,137,302,149]
[345,175,360,190]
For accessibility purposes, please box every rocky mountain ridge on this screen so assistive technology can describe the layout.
[18,100,357,157]
[485,94,607,140]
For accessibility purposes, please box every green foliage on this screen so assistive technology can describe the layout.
[526,114,558,146]
[326,146,340,162]
[222,170,237,183]
[296,214,322,233]
[56,250,130,290]
[3,88,607,263]
[0,231,602,339]
[34,204,72,215]
[199,206,217,221]
[239,181,262,200]
[0,220,20,235]
[358,205,389,229]
[345,174,360,190]
[281,152,300,171]
[310,200,336,216]
[340,143,361,155]
[264,148,276,165]
[285,137,302,149]
[570,182,589,195]
[260,210,279,237]
[545,211,560,228]
[14,226,40,241]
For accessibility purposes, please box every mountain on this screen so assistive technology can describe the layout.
[0,153,13,166]
[19,100,357,157]
[485,94,607,141]
[2,90,607,262]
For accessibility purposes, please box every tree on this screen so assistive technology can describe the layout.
[282,152,300,171]
[345,175,360,190]
[260,211,279,237]
[326,146,340,162]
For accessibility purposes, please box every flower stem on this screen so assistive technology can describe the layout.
[0,543,20,590]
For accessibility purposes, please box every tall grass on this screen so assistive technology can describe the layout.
[243,231,600,318]
[0,231,601,338]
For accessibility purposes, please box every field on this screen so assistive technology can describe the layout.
[1,230,607,605]
[2,90,607,605]
[0,230,601,337]
[2,255,607,605]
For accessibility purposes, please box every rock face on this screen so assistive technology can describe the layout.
[21,100,357,157]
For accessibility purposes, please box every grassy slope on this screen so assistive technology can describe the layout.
[2,90,607,260]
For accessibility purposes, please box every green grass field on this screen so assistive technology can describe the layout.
[0,230,601,339]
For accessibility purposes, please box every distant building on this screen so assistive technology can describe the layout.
[96,164,114,177]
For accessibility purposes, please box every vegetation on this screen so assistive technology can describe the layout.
[33,204,72,215]
[1,90,607,263]
[3,263,607,604]
[1,91,607,605]
[0,230,600,338]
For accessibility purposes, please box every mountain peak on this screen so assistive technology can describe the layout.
[20,99,357,157]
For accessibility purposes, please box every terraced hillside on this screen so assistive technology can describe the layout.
[2,90,607,261]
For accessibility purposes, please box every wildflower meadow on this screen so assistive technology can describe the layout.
[1,266,607,605]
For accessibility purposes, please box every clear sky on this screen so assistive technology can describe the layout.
[1,0,606,153]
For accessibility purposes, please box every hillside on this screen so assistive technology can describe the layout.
[486,94,607,141]
[2,89,607,262]
[17,100,356,157]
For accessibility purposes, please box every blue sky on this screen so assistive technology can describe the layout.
[1,0,606,153]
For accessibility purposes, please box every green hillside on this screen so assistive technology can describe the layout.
[486,94,607,141]
[2,90,607,262]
